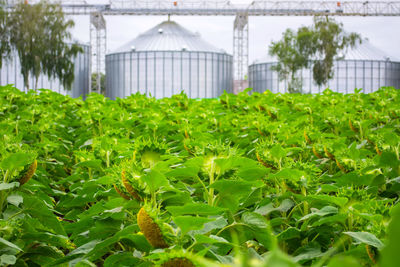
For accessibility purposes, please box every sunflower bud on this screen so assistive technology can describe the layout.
[113,184,130,200]
[121,170,142,201]
[304,131,312,144]
[137,207,169,248]
[312,145,323,159]
[324,146,335,161]
[19,160,37,186]
[161,258,195,267]
[349,120,358,133]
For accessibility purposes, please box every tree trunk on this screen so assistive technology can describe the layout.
[34,76,39,92]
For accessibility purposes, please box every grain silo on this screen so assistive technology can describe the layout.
[249,40,400,94]
[106,20,233,99]
[0,42,90,98]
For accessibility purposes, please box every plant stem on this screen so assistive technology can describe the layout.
[208,162,215,206]
[194,175,208,196]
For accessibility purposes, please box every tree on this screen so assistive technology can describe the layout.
[8,0,82,91]
[269,16,362,93]
[310,16,361,86]
[0,0,11,68]
[269,27,315,93]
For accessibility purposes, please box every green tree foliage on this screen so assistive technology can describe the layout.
[0,0,11,68]
[8,0,82,90]
[269,27,315,93]
[269,16,361,93]
[311,16,361,86]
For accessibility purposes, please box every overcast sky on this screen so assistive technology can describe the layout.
[69,0,400,64]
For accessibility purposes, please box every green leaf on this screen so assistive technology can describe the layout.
[383,132,399,147]
[166,166,199,179]
[166,203,226,216]
[210,179,263,198]
[0,152,34,170]
[0,237,23,251]
[270,168,305,181]
[143,169,169,193]
[75,260,97,267]
[23,194,66,235]
[96,176,114,185]
[380,203,400,267]
[344,231,383,249]
[75,160,102,170]
[237,167,269,181]
[242,212,276,250]
[104,253,140,267]
[305,195,348,207]
[277,227,301,241]
[242,212,269,230]
[379,152,399,168]
[327,255,360,267]
[190,217,228,235]
[173,216,214,235]
[0,182,19,191]
[300,206,338,221]
[263,249,300,267]
[255,199,295,216]
[0,255,17,265]
[293,244,325,262]
[7,194,23,206]
[194,235,230,245]
[69,240,100,256]
[270,144,287,159]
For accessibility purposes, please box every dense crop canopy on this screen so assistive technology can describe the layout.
[0,85,399,266]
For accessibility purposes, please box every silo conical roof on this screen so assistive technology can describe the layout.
[253,39,398,64]
[112,20,225,53]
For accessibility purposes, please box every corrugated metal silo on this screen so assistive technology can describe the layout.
[106,20,233,99]
[0,43,90,98]
[249,40,400,94]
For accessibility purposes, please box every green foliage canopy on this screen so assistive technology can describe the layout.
[0,0,11,68]
[269,16,362,93]
[7,0,82,90]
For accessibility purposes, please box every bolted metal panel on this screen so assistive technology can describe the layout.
[106,50,233,99]
[249,60,400,94]
[113,20,225,54]
[106,20,233,99]
[0,43,90,98]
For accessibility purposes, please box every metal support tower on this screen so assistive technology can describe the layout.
[233,12,248,93]
[90,11,106,94]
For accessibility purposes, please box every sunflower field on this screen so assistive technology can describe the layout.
[0,85,399,266]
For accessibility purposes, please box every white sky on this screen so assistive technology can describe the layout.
[69,0,400,64]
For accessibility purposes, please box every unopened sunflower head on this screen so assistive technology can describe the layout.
[198,141,239,175]
[19,159,37,186]
[137,203,175,248]
[109,160,147,200]
[133,137,169,169]
[121,169,143,201]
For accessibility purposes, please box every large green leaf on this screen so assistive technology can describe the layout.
[173,216,214,235]
[380,203,400,267]
[166,203,226,216]
[0,152,34,170]
[344,231,383,249]
[0,237,23,251]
